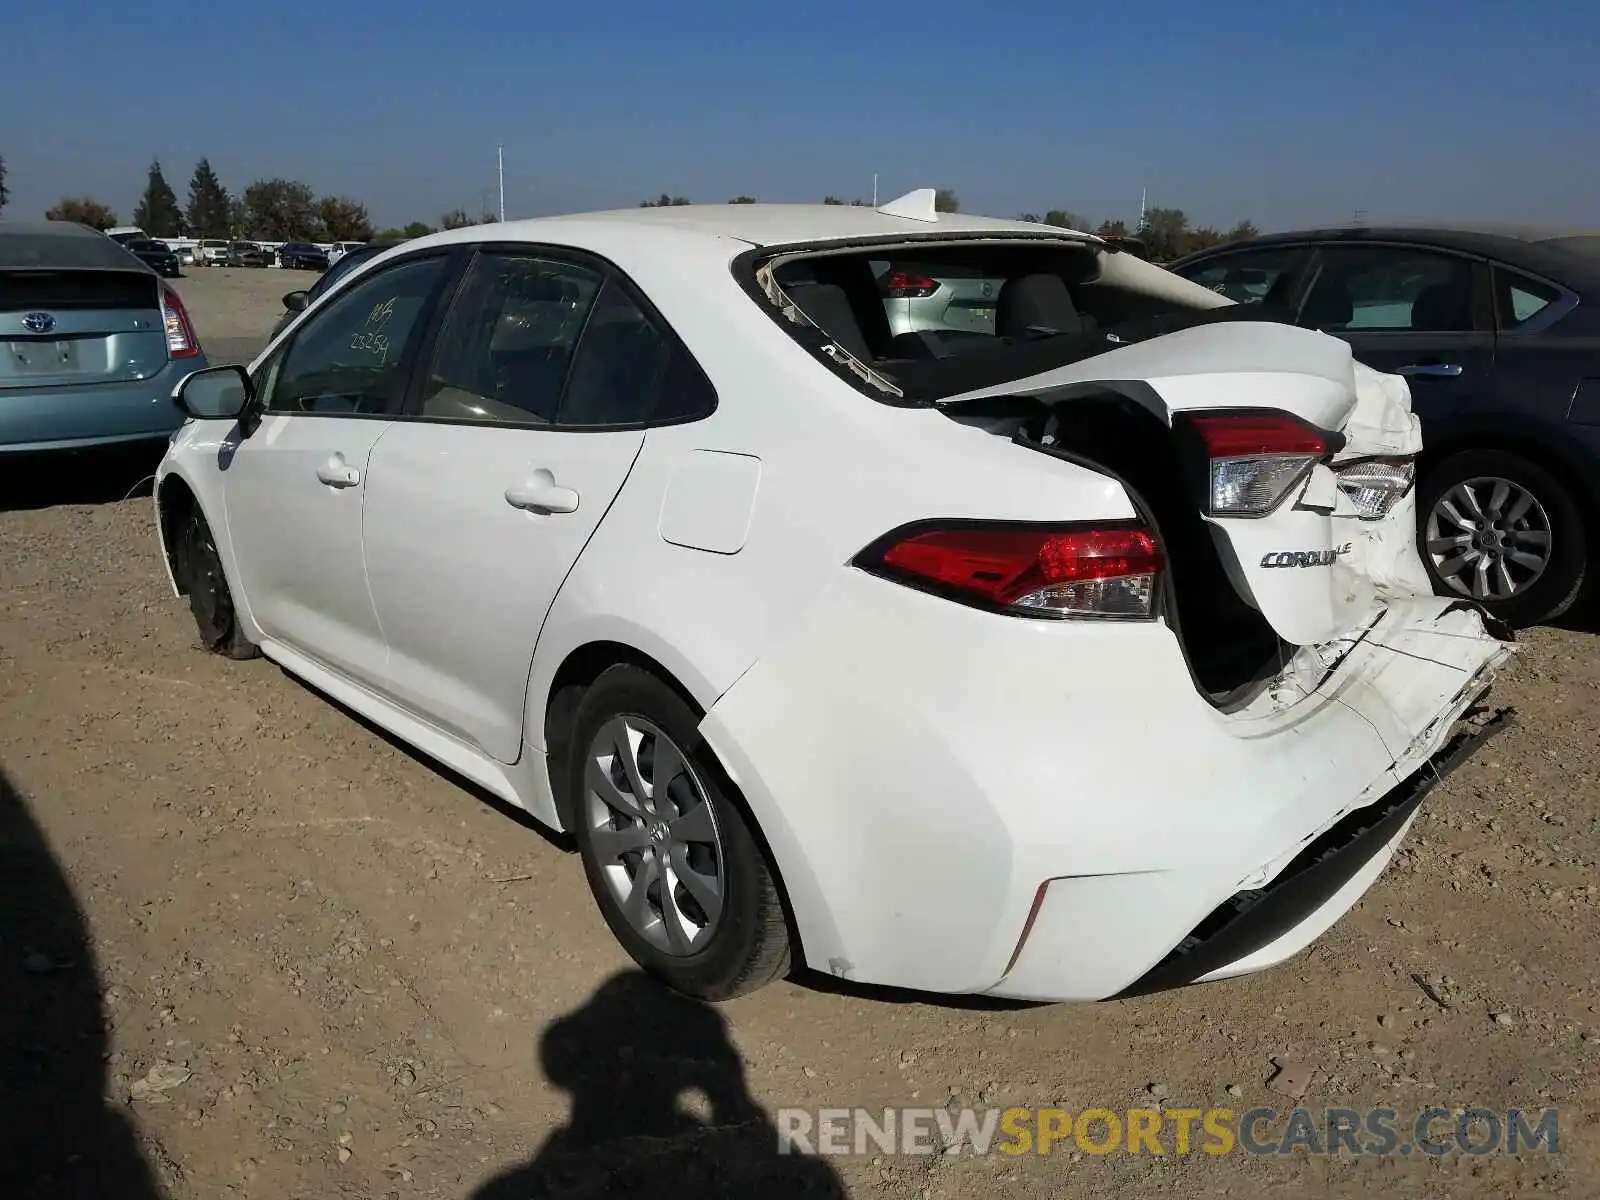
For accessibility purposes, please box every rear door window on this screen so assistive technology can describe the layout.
[1493,268,1563,331]
[419,252,602,425]
[1298,246,1478,332]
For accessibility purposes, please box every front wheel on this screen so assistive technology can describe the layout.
[1417,449,1588,626]
[567,665,790,1001]
[178,507,259,660]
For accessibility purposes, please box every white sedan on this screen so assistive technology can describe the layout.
[154,192,1514,1003]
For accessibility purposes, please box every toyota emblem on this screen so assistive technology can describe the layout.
[22,312,56,334]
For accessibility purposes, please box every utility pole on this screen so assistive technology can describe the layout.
[1139,187,1147,230]
[497,145,506,222]
[872,174,878,206]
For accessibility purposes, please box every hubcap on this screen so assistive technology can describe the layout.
[1424,476,1552,602]
[584,716,725,956]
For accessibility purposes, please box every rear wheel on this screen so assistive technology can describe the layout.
[179,507,259,659]
[567,665,790,1001]
[1418,448,1587,626]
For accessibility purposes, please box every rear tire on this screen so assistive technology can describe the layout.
[179,507,259,660]
[567,665,790,1001]
[1417,448,1587,627]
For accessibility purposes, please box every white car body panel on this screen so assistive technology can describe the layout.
[154,202,1515,1003]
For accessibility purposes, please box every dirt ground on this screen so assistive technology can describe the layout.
[2,267,1598,1198]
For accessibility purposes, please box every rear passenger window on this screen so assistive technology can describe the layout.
[420,253,601,425]
[556,282,668,426]
[1496,269,1562,330]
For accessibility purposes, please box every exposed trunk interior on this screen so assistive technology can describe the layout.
[946,393,1293,708]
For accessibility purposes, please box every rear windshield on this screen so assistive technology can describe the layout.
[1,269,158,311]
[126,240,166,252]
[745,238,1239,403]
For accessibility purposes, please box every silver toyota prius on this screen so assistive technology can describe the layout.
[1,220,207,456]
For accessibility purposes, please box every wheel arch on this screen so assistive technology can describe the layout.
[1418,421,1600,538]
[155,471,200,597]
[539,638,812,970]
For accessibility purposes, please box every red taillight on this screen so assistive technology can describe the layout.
[860,522,1163,619]
[1180,411,1333,517]
[1185,412,1330,458]
[160,284,201,358]
[882,269,939,299]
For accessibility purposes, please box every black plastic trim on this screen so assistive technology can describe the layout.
[1111,706,1515,999]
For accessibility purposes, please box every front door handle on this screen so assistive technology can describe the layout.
[505,468,579,514]
[1396,362,1463,378]
[316,454,361,488]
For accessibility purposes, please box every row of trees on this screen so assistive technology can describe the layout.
[34,159,381,243]
[3,156,1261,260]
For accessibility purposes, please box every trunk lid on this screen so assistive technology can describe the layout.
[0,269,169,389]
[943,320,1427,648]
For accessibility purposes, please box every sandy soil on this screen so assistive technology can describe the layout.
[1,269,1597,1197]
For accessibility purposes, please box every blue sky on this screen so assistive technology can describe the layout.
[2,0,1595,232]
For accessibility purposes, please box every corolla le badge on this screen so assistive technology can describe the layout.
[22,312,56,334]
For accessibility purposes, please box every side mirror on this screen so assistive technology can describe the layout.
[173,364,252,420]
[282,290,309,313]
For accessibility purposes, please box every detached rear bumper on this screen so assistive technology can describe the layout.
[1112,707,1512,998]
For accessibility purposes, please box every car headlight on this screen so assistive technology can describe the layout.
[1335,459,1416,520]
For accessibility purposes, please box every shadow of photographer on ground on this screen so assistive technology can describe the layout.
[0,767,163,1198]
[472,969,846,1199]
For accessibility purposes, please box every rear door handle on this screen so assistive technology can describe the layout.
[1396,362,1463,377]
[316,454,361,488]
[505,469,579,514]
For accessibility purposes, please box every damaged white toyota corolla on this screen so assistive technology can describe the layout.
[153,190,1515,1003]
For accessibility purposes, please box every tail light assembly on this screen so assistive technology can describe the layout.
[160,284,202,358]
[854,521,1164,620]
[881,268,940,299]
[1334,458,1416,520]
[1179,410,1336,517]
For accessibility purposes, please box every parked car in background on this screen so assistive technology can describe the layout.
[196,238,230,266]
[1,220,206,456]
[169,243,197,267]
[122,237,182,278]
[277,242,329,271]
[154,196,1511,1006]
[268,241,397,339]
[105,226,147,245]
[1171,225,1600,625]
[327,241,368,266]
[225,242,271,268]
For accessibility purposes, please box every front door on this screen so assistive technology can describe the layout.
[221,251,455,682]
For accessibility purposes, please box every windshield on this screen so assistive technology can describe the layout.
[127,240,166,252]
[746,238,1232,403]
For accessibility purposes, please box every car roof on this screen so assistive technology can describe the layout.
[0,219,154,271]
[1183,224,1600,289]
[406,202,1089,263]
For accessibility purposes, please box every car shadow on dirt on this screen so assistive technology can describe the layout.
[0,445,166,513]
[0,768,164,1198]
[470,969,847,1199]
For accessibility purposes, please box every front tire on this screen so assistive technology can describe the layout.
[567,665,790,1001]
[1418,448,1587,626]
[179,507,259,660]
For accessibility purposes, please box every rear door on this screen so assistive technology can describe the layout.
[361,248,710,762]
[1291,242,1496,427]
